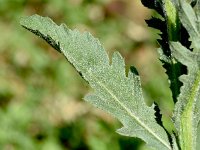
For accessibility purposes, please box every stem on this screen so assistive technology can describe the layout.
[163,0,180,41]
[180,71,200,150]
[163,0,182,104]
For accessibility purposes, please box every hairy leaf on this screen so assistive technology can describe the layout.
[171,1,200,150]
[171,42,200,150]
[175,0,200,50]
[171,133,180,150]
[144,0,187,103]
[154,102,172,146]
[20,15,172,150]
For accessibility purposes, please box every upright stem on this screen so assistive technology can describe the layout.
[163,0,180,41]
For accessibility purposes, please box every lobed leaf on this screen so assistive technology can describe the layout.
[20,15,172,150]
[144,0,187,104]
[171,42,200,150]
[170,1,200,149]
[175,0,200,50]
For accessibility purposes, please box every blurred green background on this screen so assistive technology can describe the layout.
[0,0,174,149]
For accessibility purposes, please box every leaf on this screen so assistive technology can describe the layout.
[171,1,200,149]
[154,102,164,128]
[154,102,172,146]
[158,48,186,104]
[171,42,200,150]
[20,15,172,150]
[145,0,187,104]
[175,0,200,50]
[194,0,200,17]
[171,133,180,150]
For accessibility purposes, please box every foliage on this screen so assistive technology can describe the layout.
[20,14,172,150]
[20,0,200,150]
[1,0,162,149]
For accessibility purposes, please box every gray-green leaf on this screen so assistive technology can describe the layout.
[20,15,172,150]
[175,0,200,50]
[171,42,200,150]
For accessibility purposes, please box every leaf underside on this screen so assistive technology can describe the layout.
[20,15,172,150]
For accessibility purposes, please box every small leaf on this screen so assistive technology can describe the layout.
[175,0,200,50]
[20,15,172,150]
